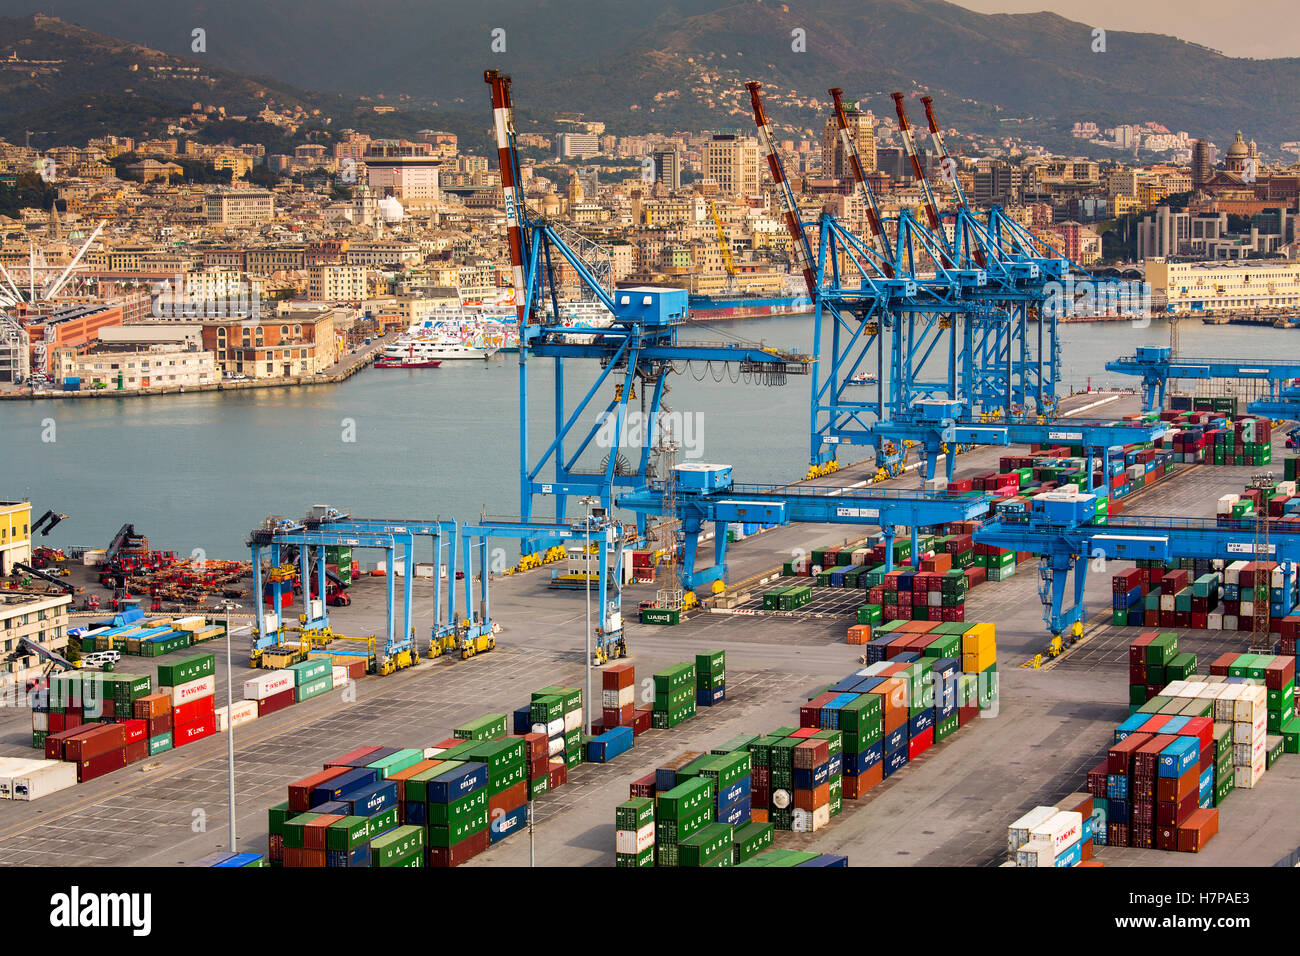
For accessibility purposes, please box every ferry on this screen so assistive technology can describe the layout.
[378,332,499,363]
[846,371,878,386]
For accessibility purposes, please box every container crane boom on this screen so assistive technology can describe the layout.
[829,87,893,277]
[746,80,818,298]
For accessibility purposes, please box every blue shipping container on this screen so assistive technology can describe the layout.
[340,779,398,817]
[842,743,882,776]
[426,762,489,802]
[1157,738,1199,777]
[311,767,378,807]
[490,804,528,845]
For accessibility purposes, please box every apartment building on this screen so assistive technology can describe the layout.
[52,345,219,389]
[308,265,370,301]
[1147,258,1300,312]
[204,189,275,226]
[0,501,31,576]
[702,134,761,200]
[1,591,72,694]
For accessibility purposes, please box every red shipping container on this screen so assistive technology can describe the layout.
[589,720,606,737]
[629,772,656,799]
[1108,733,1152,774]
[528,753,548,780]
[631,708,652,737]
[1155,824,1179,852]
[77,747,126,782]
[173,695,215,727]
[548,759,567,789]
[1156,791,1199,828]
[65,723,127,763]
[788,727,820,739]
[602,662,635,690]
[1086,759,1109,798]
[1133,733,1177,776]
[123,739,148,764]
[957,705,979,726]
[1128,663,1147,684]
[1178,716,1213,751]
[121,718,147,745]
[147,713,173,737]
[602,704,635,727]
[257,687,295,718]
[304,814,342,849]
[44,725,90,760]
[174,714,217,746]
[801,692,837,727]
[1265,657,1295,690]
[520,732,548,762]
[427,828,490,867]
[489,782,527,817]
[907,726,934,760]
[47,711,66,734]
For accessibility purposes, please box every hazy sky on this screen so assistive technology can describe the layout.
[951,0,1300,59]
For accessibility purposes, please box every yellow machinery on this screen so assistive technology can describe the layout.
[457,630,496,661]
[805,458,840,480]
[709,200,738,291]
[380,635,421,674]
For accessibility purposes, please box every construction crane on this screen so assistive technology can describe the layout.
[708,200,738,292]
[30,510,67,537]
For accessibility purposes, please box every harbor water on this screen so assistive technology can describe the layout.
[1,314,1291,559]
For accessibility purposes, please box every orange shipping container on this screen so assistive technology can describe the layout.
[846,624,872,645]
[794,782,831,812]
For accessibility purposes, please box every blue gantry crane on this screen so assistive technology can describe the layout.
[485,71,810,552]
[618,463,994,590]
[974,491,1300,645]
[1247,384,1300,447]
[1106,346,1300,413]
[457,513,628,663]
[747,82,1138,485]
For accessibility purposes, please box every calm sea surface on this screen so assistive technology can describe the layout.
[1,314,1289,559]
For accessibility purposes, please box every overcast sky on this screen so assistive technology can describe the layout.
[951,0,1300,59]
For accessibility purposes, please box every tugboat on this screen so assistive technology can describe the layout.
[846,371,878,386]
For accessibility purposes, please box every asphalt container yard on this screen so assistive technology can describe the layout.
[0,393,1297,867]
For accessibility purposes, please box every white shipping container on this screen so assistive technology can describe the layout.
[82,549,107,566]
[1217,494,1239,515]
[1029,810,1082,854]
[1016,842,1055,867]
[14,760,78,801]
[615,823,655,854]
[0,760,48,799]
[331,666,347,687]
[563,709,583,734]
[546,735,565,757]
[533,718,565,738]
[31,711,48,732]
[170,675,216,706]
[1223,615,1238,630]
[173,616,206,632]
[1233,686,1266,722]
[215,700,259,732]
[1234,760,1264,790]
[792,805,830,832]
[1163,680,1189,697]
[243,670,295,701]
[1007,806,1057,857]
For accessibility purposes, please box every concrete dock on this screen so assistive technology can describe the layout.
[0,392,1296,867]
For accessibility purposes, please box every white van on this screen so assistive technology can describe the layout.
[81,650,121,669]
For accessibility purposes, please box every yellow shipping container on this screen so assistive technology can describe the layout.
[962,650,996,674]
[961,622,996,657]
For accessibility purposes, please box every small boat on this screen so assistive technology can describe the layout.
[374,342,443,369]
[846,372,878,386]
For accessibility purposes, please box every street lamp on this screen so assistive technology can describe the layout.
[577,496,600,736]
[215,599,241,852]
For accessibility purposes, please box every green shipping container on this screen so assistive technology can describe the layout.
[326,815,372,851]
[370,825,424,866]
[294,674,332,702]
[678,822,733,867]
[732,821,774,862]
[695,649,726,677]
[617,797,655,831]
[156,653,215,687]
[616,847,655,867]
[289,658,331,686]
[426,807,490,847]
[425,787,488,827]
[148,732,173,755]
[453,713,508,741]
